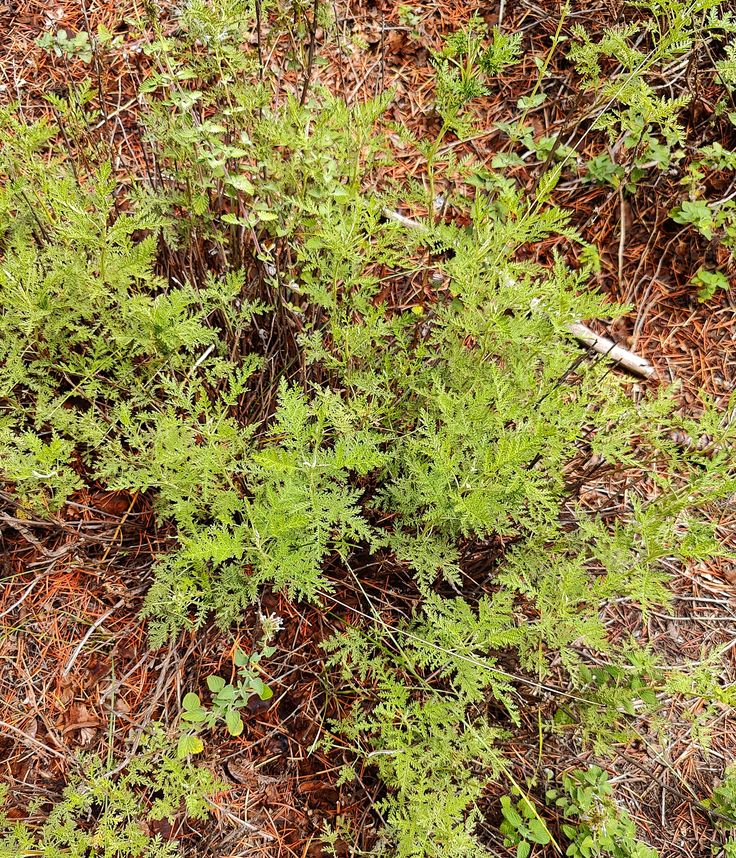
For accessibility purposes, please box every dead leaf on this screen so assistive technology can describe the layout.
[62,703,100,746]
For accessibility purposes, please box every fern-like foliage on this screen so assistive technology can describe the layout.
[2,3,735,857]
[0,727,220,858]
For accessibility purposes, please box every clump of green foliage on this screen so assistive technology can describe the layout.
[0,727,220,858]
[706,765,736,855]
[499,766,659,858]
[1,0,735,856]
[547,767,658,858]
[180,617,279,743]
[495,0,736,298]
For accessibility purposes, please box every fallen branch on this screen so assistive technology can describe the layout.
[384,208,657,380]
[565,322,656,379]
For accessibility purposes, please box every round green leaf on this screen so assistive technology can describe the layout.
[207,675,226,693]
[177,734,204,759]
[182,692,200,710]
[225,709,244,737]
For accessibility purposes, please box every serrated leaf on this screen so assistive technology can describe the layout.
[517,93,547,110]
[221,212,251,226]
[181,709,208,723]
[580,836,594,857]
[492,152,526,168]
[249,677,273,700]
[216,684,236,702]
[528,819,551,845]
[501,802,523,828]
[225,174,255,194]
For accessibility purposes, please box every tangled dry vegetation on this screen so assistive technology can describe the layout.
[0,1,735,857]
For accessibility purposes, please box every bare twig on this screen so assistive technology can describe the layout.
[63,599,126,677]
[299,0,321,106]
[567,322,656,379]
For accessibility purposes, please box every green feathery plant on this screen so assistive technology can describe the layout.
[0,727,220,858]
[1,1,735,857]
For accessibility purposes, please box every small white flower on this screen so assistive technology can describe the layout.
[259,612,284,641]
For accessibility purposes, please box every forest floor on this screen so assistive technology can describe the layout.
[1,0,735,856]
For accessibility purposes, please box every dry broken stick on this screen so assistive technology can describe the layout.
[384,207,657,380]
[565,322,656,379]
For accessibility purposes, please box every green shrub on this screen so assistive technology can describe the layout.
[1,1,735,856]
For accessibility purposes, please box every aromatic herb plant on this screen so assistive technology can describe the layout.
[1,1,735,857]
[0,727,220,858]
[37,28,94,64]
